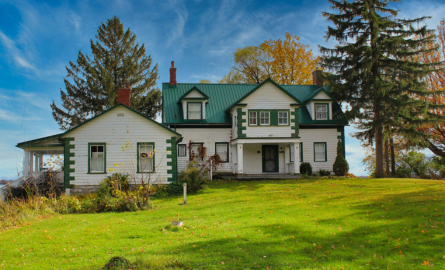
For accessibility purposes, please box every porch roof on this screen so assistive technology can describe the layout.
[232,137,300,144]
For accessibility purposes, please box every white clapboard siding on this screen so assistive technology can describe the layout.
[313,92,330,99]
[243,144,287,174]
[184,90,205,98]
[63,106,177,185]
[240,82,295,137]
[175,128,233,173]
[299,128,341,171]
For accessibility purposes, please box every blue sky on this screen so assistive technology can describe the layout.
[1,0,444,180]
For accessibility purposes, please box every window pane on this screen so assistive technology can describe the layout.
[279,111,288,124]
[314,143,326,161]
[249,111,257,125]
[216,143,228,162]
[178,145,186,156]
[260,111,270,125]
[190,143,203,161]
[90,145,105,172]
[316,105,328,120]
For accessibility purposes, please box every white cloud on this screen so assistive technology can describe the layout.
[0,31,37,72]
[0,109,41,123]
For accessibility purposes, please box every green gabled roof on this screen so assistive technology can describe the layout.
[299,102,348,125]
[16,133,64,148]
[17,104,182,149]
[61,103,182,137]
[179,86,209,101]
[163,80,348,125]
[302,86,335,103]
[226,78,302,111]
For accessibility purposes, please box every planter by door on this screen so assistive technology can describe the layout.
[262,145,279,172]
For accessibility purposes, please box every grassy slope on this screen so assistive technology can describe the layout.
[0,178,444,269]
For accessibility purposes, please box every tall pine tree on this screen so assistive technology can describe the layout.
[51,16,161,130]
[320,0,443,178]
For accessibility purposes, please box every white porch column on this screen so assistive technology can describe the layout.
[23,150,30,175]
[232,144,237,174]
[292,143,300,174]
[34,152,39,172]
[284,145,290,174]
[29,151,34,174]
[39,153,43,171]
[236,143,244,174]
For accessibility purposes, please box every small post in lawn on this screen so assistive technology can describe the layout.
[183,183,187,204]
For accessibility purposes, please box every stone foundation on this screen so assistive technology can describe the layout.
[70,185,100,196]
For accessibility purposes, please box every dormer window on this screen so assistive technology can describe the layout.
[315,104,328,120]
[187,102,202,119]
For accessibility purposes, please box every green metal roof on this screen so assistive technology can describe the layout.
[163,81,348,125]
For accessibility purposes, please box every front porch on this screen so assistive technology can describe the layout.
[221,173,301,180]
[231,138,301,175]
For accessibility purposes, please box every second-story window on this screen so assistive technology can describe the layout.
[278,111,288,125]
[188,102,202,119]
[249,111,257,125]
[315,104,328,120]
[260,111,270,125]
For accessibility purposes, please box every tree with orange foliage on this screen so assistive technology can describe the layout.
[417,19,445,158]
[221,33,319,84]
[260,33,319,85]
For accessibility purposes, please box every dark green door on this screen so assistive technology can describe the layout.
[262,145,279,172]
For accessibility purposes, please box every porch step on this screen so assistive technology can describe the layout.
[221,174,302,181]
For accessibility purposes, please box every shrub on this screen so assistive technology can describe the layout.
[318,169,331,176]
[102,256,131,270]
[166,181,183,196]
[333,140,349,176]
[103,173,130,193]
[300,162,312,176]
[178,162,208,193]
[54,195,82,214]
[5,170,63,200]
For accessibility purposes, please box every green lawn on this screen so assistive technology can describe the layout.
[1,178,445,269]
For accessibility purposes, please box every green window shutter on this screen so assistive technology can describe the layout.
[271,110,278,126]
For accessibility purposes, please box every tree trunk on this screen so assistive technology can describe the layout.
[384,139,390,177]
[374,99,384,178]
[390,138,395,177]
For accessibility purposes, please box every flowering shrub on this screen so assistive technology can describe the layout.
[178,162,208,193]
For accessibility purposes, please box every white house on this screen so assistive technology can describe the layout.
[14,61,348,195]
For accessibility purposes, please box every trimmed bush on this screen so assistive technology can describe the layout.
[166,181,183,196]
[300,162,312,176]
[178,162,208,193]
[333,140,349,176]
[318,169,331,176]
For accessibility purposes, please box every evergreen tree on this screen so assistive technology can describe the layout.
[320,0,443,178]
[51,16,161,130]
[333,139,349,176]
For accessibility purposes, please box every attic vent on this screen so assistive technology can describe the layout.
[117,113,125,117]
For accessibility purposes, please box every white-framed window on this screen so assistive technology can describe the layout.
[89,144,105,173]
[249,111,257,125]
[178,144,187,157]
[187,102,202,119]
[215,143,229,162]
[278,111,288,125]
[138,143,154,172]
[190,143,204,161]
[315,104,328,120]
[314,142,327,162]
[260,111,270,125]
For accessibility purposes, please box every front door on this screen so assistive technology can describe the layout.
[262,145,278,172]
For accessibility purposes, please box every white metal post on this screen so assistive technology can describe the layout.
[183,183,187,204]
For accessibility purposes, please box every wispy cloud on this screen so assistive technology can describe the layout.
[0,109,41,123]
[0,31,37,72]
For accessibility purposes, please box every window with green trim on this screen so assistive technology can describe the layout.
[190,143,204,161]
[138,143,154,172]
[289,143,302,162]
[260,111,270,125]
[89,143,106,173]
[249,111,257,125]
[178,144,187,157]
[315,104,328,120]
[215,142,229,162]
[187,102,202,119]
[278,111,288,125]
[314,142,327,162]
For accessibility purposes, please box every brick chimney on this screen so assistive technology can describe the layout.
[170,61,177,85]
[117,83,131,107]
[312,70,323,87]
